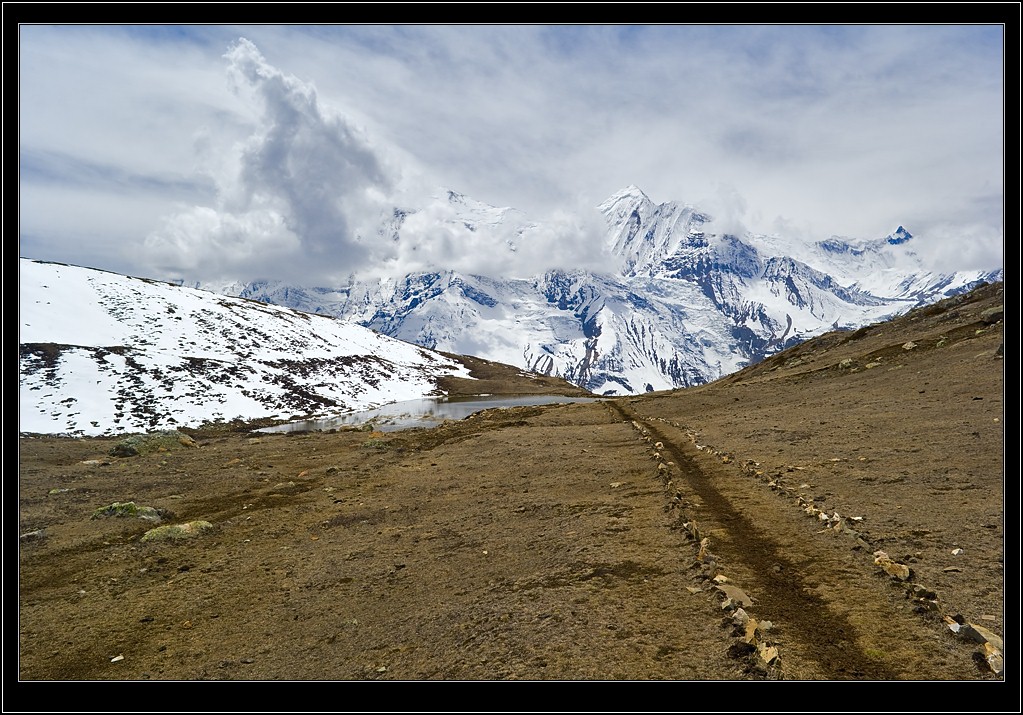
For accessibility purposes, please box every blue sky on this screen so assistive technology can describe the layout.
[18,24,1006,284]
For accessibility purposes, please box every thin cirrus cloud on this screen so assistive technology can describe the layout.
[19,24,1004,284]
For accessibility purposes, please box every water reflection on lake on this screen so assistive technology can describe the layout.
[255,394,600,433]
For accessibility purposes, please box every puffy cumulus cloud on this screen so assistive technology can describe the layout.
[143,205,301,281]
[144,37,619,285]
[513,207,620,276]
[362,196,617,280]
[907,216,1005,275]
[693,184,751,240]
[28,26,1001,285]
[144,38,397,284]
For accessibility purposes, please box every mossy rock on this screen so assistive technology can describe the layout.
[91,501,163,522]
[140,520,213,542]
[109,430,199,458]
[980,306,1004,324]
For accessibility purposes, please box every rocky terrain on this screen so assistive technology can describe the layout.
[215,185,1003,395]
[16,282,1005,694]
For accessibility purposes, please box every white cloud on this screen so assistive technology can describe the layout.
[144,205,301,280]
[144,36,619,283]
[144,38,399,283]
[362,197,615,280]
[19,25,1005,284]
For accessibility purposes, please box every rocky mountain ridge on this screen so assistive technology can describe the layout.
[211,186,1002,394]
[18,258,481,437]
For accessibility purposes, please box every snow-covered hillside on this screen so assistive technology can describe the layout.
[212,187,1002,395]
[19,259,473,436]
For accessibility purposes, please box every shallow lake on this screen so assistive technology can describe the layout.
[255,394,600,433]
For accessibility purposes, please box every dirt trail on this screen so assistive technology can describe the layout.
[19,404,753,682]
[609,401,906,679]
[17,282,1004,686]
[19,398,993,683]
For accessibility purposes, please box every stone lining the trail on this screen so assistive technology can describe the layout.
[617,406,784,678]
[873,551,912,581]
[943,616,1005,676]
[649,413,1003,677]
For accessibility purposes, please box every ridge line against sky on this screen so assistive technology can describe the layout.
[18,23,1006,285]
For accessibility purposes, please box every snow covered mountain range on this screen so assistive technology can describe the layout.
[19,186,1002,436]
[19,258,475,437]
[208,186,1003,395]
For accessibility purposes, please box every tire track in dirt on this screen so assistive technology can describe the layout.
[607,400,899,680]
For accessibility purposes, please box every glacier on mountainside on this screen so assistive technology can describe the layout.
[198,186,1003,395]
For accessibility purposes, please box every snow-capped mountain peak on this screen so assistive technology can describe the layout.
[886,225,914,245]
[600,188,713,277]
[598,184,651,209]
[201,186,999,397]
[59,186,999,405]
[439,188,524,226]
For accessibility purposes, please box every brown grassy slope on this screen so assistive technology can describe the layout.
[16,281,1006,687]
[621,280,1005,647]
[437,351,593,398]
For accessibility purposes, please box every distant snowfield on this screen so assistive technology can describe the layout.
[19,259,473,437]
[19,187,1002,434]
[213,186,1002,397]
